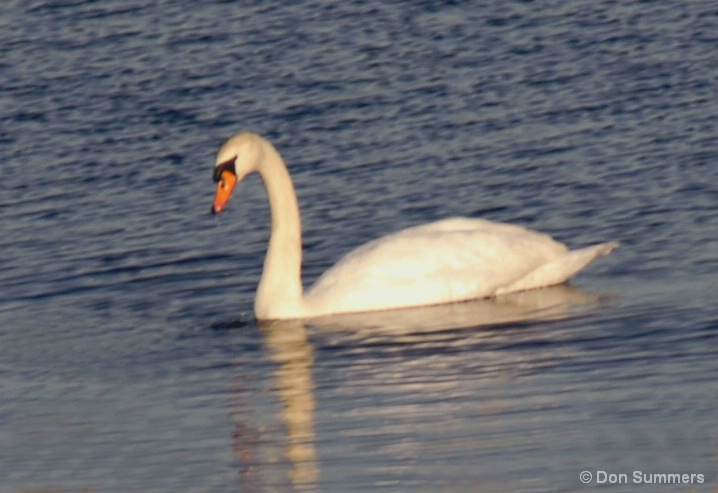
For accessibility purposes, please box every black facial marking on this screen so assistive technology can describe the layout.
[213,157,237,183]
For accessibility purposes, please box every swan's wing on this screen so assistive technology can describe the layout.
[304,217,574,315]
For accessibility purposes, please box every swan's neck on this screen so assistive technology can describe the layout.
[254,141,305,319]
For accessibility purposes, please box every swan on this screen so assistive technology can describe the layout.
[211,132,617,320]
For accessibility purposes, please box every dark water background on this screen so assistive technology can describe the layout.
[2,1,718,492]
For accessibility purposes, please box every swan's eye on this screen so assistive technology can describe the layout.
[213,157,237,183]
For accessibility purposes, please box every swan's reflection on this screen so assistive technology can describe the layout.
[259,319,319,491]
[307,284,604,334]
[240,284,606,491]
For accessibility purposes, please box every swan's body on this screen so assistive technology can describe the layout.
[211,132,617,320]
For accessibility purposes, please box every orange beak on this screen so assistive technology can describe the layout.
[211,170,238,214]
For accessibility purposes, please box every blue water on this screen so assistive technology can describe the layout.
[2,1,718,492]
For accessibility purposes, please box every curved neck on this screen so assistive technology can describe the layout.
[254,140,305,319]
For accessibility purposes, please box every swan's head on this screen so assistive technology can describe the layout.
[211,132,264,214]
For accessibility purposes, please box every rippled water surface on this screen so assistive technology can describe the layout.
[2,1,718,492]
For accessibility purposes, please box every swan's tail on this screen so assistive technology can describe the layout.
[580,241,620,257]
[498,241,619,294]
[549,241,619,283]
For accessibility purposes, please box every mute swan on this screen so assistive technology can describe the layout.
[211,132,617,320]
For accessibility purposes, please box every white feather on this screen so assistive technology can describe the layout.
[212,133,618,320]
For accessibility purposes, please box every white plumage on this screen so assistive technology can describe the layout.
[210,132,617,320]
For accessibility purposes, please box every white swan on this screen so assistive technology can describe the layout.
[211,132,617,320]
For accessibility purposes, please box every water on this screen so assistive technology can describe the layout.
[2,1,718,492]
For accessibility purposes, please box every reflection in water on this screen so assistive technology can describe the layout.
[260,320,320,491]
[230,390,262,492]
[228,317,319,492]
[232,285,606,491]
[309,284,607,334]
